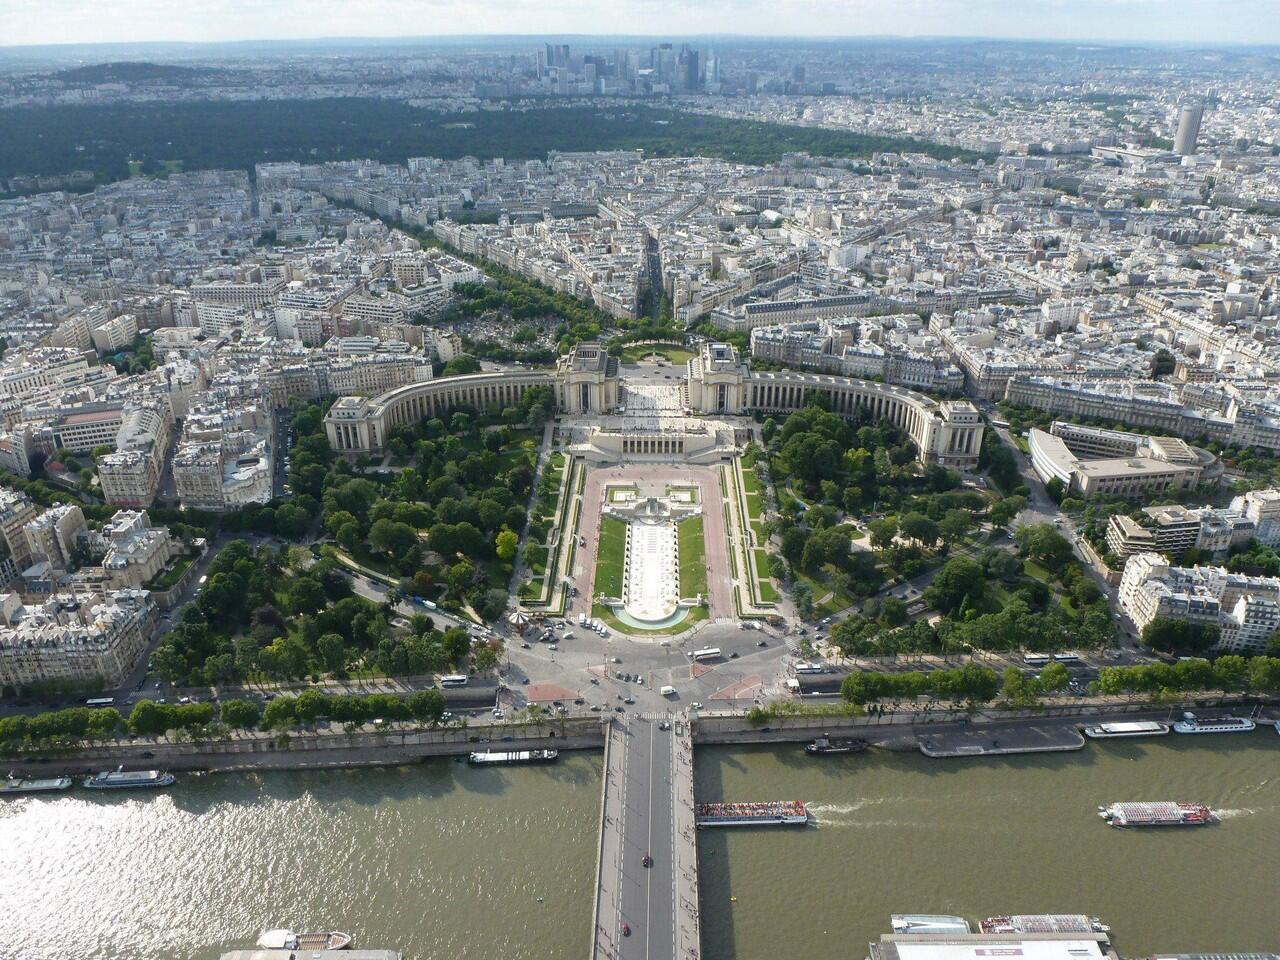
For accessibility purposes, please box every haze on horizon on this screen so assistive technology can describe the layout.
[2,0,1279,50]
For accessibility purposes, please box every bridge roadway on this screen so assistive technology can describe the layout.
[591,714,700,960]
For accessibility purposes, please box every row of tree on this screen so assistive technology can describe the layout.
[0,688,455,751]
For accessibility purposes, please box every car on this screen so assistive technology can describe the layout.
[611,657,622,664]
[590,704,603,712]
[140,751,155,759]
[441,712,454,722]
[614,706,625,713]
[642,854,653,868]
[520,642,530,649]
[623,696,635,704]
[691,702,703,710]
[635,676,644,685]
[548,644,558,651]
[658,721,671,731]
[573,698,585,705]
[622,924,631,937]
[757,639,767,647]
[729,651,739,659]
[153,682,161,689]
[521,677,530,684]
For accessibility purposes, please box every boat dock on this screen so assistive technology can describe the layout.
[591,715,700,960]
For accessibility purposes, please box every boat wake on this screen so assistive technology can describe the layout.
[1213,807,1255,820]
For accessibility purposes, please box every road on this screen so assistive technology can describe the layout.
[594,715,697,960]
[502,618,792,718]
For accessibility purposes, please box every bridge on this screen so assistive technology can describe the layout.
[591,715,701,960]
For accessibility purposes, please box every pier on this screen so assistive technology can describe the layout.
[591,715,700,960]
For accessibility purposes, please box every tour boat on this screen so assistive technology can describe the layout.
[257,929,353,950]
[979,915,1110,935]
[82,767,175,790]
[1171,713,1255,734]
[1082,721,1169,739]
[695,800,808,827]
[1099,801,1213,827]
[2,773,73,795]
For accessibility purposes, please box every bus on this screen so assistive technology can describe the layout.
[793,662,828,675]
[1023,653,1052,666]
[690,648,722,662]
[990,417,1010,429]
[84,697,116,707]
[1053,652,1081,663]
[439,675,468,688]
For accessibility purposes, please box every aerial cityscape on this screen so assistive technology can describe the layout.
[3,6,1280,960]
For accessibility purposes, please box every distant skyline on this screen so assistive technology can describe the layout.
[3,0,1280,49]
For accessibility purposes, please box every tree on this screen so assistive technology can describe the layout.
[495,529,518,562]
[923,556,987,614]
[1141,616,1218,655]
[989,495,1027,529]
[880,596,908,627]
[939,509,971,545]
[220,699,261,730]
[473,645,500,673]
[898,512,940,549]
[867,518,898,551]
[261,696,298,729]
[128,700,169,737]
[368,519,417,558]
[317,632,347,674]
[1014,523,1074,571]
[442,354,481,376]
[406,689,447,724]
[1036,661,1070,694]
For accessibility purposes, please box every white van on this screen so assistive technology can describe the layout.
[660,685,676,697]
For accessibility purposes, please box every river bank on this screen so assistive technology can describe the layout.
[4,699,1275,778]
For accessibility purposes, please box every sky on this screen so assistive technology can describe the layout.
[2,0,1279,48]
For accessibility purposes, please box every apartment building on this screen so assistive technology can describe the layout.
[100,510,181,589]
[0,589,155,690]
[0,487,40,567]
[22,503,88,573]
[1119,552,1280,654]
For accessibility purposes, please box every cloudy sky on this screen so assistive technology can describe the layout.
[2,0,1277,47]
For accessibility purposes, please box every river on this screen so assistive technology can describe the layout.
[696,735,1280,957]
[2,735,1277,960]
[0,755,602,960]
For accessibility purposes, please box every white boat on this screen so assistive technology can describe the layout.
[467,749,558,765]
[1172,712,1255,735]
[891,915,971,935]
[257,929,352,950]
[1083,720,1170,739]
[82,766,175,789]
[2,773,73,795]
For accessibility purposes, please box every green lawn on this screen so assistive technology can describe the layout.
[526,543,549,576]
[795,569,852,617]
[678,515,707,598]
[618,344,695,364]
[752,549,780,604]
[740,470,762,496]
[1024,559,1053,582]
[145,553,194,591]
[594,515,627,599]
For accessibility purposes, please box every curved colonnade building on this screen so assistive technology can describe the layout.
[325,341,983,470]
